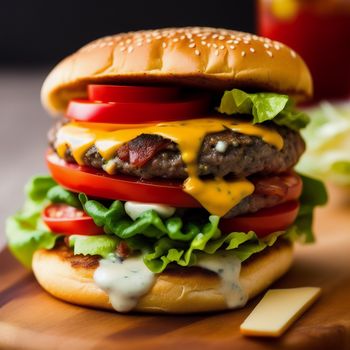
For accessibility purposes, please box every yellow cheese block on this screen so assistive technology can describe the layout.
[240,287,321,337]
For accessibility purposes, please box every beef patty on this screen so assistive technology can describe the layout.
[50,123,305,180]
[49,122,304,218]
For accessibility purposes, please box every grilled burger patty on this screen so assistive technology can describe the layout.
[49,123,304,218]
[50,123,305,180]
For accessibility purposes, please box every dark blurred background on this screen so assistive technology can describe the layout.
[0,0,255,66]
[0,0,255,247]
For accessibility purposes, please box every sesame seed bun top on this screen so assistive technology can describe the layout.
[41,27,313,114]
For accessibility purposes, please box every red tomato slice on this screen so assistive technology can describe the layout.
[42,203,104,235]
[46,151,200,207]
[219,201,300,237]
[66,94,210,124]
[88,85,180,103]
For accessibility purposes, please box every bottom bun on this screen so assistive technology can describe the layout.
[32,241,293,313]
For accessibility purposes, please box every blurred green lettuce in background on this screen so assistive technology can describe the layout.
[297,102,350,186]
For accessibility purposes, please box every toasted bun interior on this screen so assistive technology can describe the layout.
[41,27,312,114]
[32,241,293,313]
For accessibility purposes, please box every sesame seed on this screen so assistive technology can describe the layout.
[120,47,126,52]
[219,45,225,50]
[189,42,196,48]
[252,35,259,40]
[212,34,218,39]
[243,40,250,44]
[212,43,218,48]
[266,50,273,57]
[229,45,236,50]
[156,35,162,40]
[136,42,142,47]
[195,49,201,56]
[241,51,246,57]
[233,40,239,45]
[146,38,151,44]
[274,44,280,50]
[126,39,132,44]
[173,38,179,42]
[264,43,271,49]
[250,47,255,53]
[218,35,225,40]
[207,43,211,48]
[180,35,186,40]
[215,49,219,56]
[226,39,233,44]
[162,42,167,48]
[202,36,208,40]
[201,40,207,46]
[127,46,134,53]
[290,50,296,58]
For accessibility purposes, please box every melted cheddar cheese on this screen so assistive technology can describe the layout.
[55,117,283,216]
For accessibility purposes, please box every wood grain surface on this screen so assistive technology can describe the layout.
[1,185,350,350]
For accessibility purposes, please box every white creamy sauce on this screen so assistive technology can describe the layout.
[196,252,248,308]
[124,201,176,220]
[93,256,155,312]
[215,140,228,153]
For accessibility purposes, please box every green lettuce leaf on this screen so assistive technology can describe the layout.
[285,174,328,243]
[8,173,327,273]
[218,89,310,130]
[5,176,60,268]
[76,196,291,272]
[296,102,350,185]
[69,235,119,258]
[143,221,283,273]
[47,185,81,208]
[79,194,201,242]
[74,175,327,272]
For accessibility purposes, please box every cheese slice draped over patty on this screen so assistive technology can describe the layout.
[55,118,283,216]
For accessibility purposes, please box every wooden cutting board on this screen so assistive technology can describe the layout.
[1,186,350,350]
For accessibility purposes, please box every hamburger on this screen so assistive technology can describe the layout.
[6,27,327,313]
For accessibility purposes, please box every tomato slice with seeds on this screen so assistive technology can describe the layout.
[219,200,300,237]
[42,203,104,235]
[88,85,180,103]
